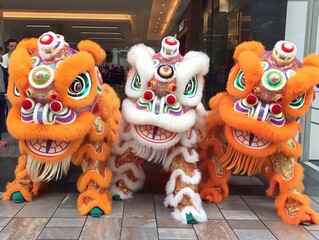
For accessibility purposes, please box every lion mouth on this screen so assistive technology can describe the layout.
[25,139,71,157]
[232,128,271,149]
[134,125,178,144]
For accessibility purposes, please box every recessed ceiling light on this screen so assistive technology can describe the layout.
[162,4,165,7]
[154,30,157,32]
[26,24,51,28]
[80,32,121,35]
[158,18,161,20]
[160,12,163,14]
[71,25,119,29]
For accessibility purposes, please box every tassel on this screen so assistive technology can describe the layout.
[220,145,265,176]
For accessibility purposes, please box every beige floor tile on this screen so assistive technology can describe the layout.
[155,200,173,219]
[157,218,193,228]
[100,200,124,218]
[0,201,27,217]
[121,227,158,240]
[16,193,66,218]
[247,202,280,221]
[217,196,249,210]
[233,229,276,240]
[158,227,197,239]
[310,231,319,239]
[193,220,237,240]
[0,218,11,227]
[154,194,166,201]
[221,209,258,220]
[124,194,155,219]
[80,218,121,239]
[227,220,266,229]
[46,217,86,228]
[304,223,319,231]
[0,217,48,239]
[53,208,85,218]
[38,227,82,239]
[202,202,224,220]
[123,218,156,228]
[59,193,78,208]
[310,198,319,212]
[263,220,317,240]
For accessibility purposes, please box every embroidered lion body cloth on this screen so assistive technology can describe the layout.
[109,37,209,224]
[199,40,319,225]
[3,31,121,217]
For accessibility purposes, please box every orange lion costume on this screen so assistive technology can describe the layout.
[199,40,319,225]
[3,32,121,217]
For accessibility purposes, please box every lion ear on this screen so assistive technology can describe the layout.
[77,40,106,65]
[15,38,38,55]
[303,53,319,68]
[233,41,265,61]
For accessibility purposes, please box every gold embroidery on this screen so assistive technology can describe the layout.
[271,153,296,182]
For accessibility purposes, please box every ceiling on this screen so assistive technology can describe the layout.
[0,0,190,50]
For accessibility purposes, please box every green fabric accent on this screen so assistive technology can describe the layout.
[89,207,103,217]
[12,191,25,203]
[186,213,197,224]
[112,194,121,201]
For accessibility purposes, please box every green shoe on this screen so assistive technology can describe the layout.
[186,213,197,224]
[89,207,103,217]
[12,192,25,203]
[112,194,121,201]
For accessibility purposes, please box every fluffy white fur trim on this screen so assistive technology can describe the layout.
[165,169,201,194]
[108,156,145,181]
[195,103,207,134]
[180,129,198,148]
[112,140,135,155]
[110,185,134,199]
[171,206,207,224]
[175,51,209,106]
[122,99,197,132]
[125,44,155,99]
[163,146,199,171]
[117,120,133,141]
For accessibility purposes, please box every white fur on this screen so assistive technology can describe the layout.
[117,120,133,141]
[109,156,145,181]
[180,129,198,148]
[110,185,134,199]
[26,155,71,182]
[108,155,145,198]
[165,169,201,194]
[162,146,199,171]
[164,187,207,223]
[171,205,207,224]
[195,103,207,135]
[125,44,155,99]
[175,51,209,106]
[122,99,197,132]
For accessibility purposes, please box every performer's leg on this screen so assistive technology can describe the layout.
[164,147,207,224]
[264,153,319,225]
[3,156,41,202]
[109,145,145,200]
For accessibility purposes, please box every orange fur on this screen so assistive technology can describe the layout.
[275,192,319,225]
[77,40,106,65]
[233,41,265,60]
[77,169,112,192]
[77,189,112,215]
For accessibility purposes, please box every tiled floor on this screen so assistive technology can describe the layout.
[1,132,319,239]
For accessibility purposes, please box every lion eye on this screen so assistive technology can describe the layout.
[184,76,198,97]
[68,72,92,100]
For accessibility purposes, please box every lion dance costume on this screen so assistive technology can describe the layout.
[109,36,209,224]
[199,40,319,225]
[3,32,121,217]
